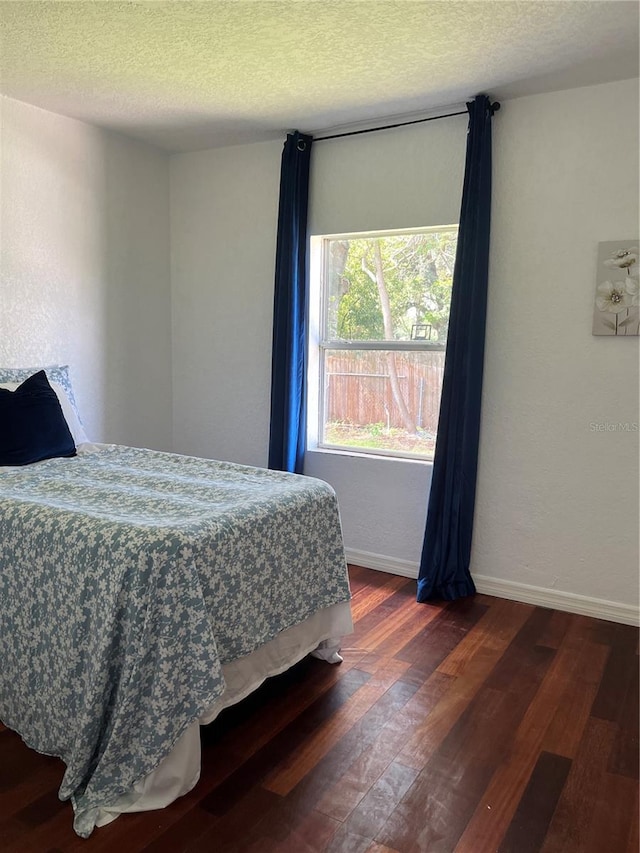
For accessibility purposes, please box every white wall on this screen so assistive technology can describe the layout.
[170,140,281,467]
[0,96,172,449]
[475,78,639,607]
[170,77,638,613]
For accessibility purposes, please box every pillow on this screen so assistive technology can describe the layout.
[0,380,89,446]
[0,365,81,420]
[0,364,89,443]
[0,371,77,466]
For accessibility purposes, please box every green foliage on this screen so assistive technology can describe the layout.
[329,231,457,342]
[336,275,384,339]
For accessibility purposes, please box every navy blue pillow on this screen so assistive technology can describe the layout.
[0,370,76,466]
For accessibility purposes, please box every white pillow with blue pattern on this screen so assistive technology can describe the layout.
[0,365,89,446]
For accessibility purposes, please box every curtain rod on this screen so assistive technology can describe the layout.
[314,102,499,142]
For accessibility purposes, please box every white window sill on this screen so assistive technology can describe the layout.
[305,446,434,466]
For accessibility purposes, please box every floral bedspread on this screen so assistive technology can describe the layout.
[0,446,350,836]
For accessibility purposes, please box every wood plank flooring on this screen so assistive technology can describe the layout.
[0,565,637,852]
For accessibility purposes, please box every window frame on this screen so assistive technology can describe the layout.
[309,225,457,462]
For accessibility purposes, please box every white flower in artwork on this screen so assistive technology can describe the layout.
[603,247,638,272]
[595,280,631,314]
[625,276,639,306]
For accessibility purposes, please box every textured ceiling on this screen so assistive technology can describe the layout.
[0,1,638,152]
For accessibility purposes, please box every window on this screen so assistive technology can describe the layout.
[309,227,458,460]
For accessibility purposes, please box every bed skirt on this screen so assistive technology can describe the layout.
[94,600,353,827]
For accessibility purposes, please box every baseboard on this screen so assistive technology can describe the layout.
[346,549,419,579]
[345,548,639,627]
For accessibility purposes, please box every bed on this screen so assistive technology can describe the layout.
[0,367,353,838]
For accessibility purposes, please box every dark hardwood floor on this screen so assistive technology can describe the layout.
[1,565,638,852]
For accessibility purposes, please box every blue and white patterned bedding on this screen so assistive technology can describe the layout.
[0,446,351,837]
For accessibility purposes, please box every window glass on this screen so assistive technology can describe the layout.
[325,232,457,343]
[312,227,457,460]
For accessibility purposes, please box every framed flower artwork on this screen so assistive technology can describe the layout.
[592,240,639,335]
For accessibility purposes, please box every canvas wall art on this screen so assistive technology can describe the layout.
[592,241,639,336]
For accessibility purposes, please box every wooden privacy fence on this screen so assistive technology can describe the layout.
[325,350,446,434]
